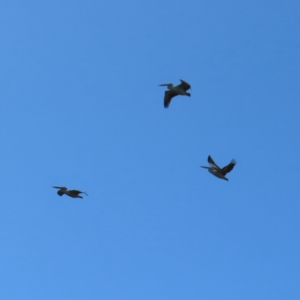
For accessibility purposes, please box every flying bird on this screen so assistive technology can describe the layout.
[159,79,191,108]
[52,186,88,198]
[201,155,236,181]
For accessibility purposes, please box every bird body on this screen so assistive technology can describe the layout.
[159,79,191,108]
[52,186,88,198]
[201,155,236,181]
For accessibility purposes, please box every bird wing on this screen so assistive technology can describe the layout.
[177,79,191,91]
[71,190,88,196]
[208,155,221,170]
[159,83,172,87]
[70,190,82,195]
[53,186,67,190]
[221,159,236,175]
[164,90,177,108]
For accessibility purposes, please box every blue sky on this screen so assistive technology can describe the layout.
[0,1,299,299]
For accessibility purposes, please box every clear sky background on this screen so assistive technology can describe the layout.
[0,1,299,299]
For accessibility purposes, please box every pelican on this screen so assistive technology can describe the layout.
[201,155,236,181]
[159,79,191,108]
[52,186,88,198]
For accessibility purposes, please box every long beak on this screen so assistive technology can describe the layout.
[200,166,210,169]
[159,84,170,86]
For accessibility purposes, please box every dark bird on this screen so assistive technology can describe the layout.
[159,79,191,108]
[201,155,236,181]
[52,186,88,198]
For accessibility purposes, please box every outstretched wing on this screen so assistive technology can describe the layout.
[53,186,67,190]
[208,155,220,170]
[164,90,177,108]
[221,159,236,175]
[71,190,88,196]
[70,190,82,195]
[176,79,191,91]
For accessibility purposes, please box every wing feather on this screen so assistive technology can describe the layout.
[164,91,177,108]
[221,159,236,175]
[208,155,220,170]
[176,79,191,91]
